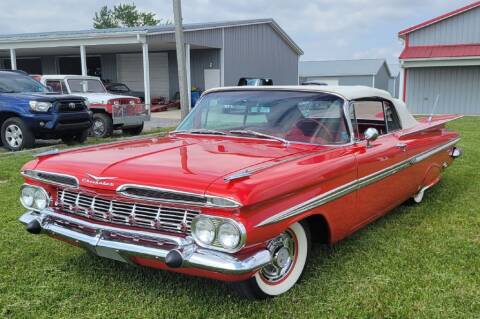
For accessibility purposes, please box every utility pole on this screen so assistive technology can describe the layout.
[173,0,189,120]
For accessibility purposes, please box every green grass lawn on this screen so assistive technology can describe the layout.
[0,118,479,318]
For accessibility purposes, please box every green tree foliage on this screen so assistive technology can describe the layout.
[93,3,170,29]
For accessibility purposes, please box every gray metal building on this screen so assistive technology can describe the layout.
[298,59,398,97]
[398,2,480,114]
[0,19,302,108]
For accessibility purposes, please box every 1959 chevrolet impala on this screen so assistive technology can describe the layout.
[18,86,462,299]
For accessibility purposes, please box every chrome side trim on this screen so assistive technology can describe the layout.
[116,184,242,208]
[19,210,271,274]
[256,138,460,227]
[21,169,79,188]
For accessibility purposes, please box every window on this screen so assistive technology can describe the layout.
[177,90,350,145]
[45,80,67,94]
[350,99,402,140]
[67,79,106,93]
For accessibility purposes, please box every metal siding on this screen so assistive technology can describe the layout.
[40,56,56,74]
[374,64,390,91]
[168,51,179,98]
[223,24,299,86]
[410,6,480,45]
[406,66,480,114]
[338,75,374,86]
[101,54,117,82]
[189,49,220,91]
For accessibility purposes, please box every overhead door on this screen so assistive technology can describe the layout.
[117,53,170,99]
[406,66,480,115]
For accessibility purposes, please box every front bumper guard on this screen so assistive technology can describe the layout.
[19,210,271,275]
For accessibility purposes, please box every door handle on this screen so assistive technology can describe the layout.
[396,143,407,151]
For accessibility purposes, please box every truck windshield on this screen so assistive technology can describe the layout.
[68,79,106,93]
[0,73,48,93]
[177,90,350,145]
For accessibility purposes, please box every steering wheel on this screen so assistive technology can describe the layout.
[294,119,335,144]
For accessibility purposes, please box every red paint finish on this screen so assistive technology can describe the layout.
[21,113,461,282]
[400,43,480,60]
[399,1,480,36]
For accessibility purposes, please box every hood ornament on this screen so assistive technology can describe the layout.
[85,174,117,181]
[82,174,117,187]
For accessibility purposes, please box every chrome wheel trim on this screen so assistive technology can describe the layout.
[92,119,105,136]
[5,124,23,148]
[260,230,296,283]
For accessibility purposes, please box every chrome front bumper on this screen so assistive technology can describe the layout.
[19,210,271,275]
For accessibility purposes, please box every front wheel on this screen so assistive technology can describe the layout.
[90,113,113,138]
[232,221,311,299]
[1,117,35,151]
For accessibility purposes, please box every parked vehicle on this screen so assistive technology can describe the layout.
[39,75,149,137]
[18,86,462,299]
[301,80,328,86]
[238,78,273,86]
[0,71,91,151]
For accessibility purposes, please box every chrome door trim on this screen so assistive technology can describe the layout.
[256,138,460,227]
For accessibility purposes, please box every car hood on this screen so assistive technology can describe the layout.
[3,92,85,102]
[28,135,312,195]
[73,92,137,104]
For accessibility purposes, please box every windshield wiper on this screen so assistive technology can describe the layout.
[229,129,288,144]
[172,129,227,135]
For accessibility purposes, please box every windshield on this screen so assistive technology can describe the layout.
[67,79,106,93]
[177,90,350,145]
[0,74,49,93]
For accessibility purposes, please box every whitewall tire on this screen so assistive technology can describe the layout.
[232,221,311,299]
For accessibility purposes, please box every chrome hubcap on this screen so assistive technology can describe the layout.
[260,231,296,282]
[92,120,105,136]
[5,124,23,148]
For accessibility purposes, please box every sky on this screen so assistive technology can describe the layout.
[0,0,475,71]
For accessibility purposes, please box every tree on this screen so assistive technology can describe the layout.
[93,3,170,29]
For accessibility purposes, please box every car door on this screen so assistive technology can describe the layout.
[349,99,413,231]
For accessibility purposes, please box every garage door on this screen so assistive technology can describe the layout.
[117,53,170,99]
[406,66,480,115]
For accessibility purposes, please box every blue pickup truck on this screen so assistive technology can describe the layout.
[0,71,92,151]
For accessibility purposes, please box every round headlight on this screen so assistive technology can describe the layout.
[193,217,216,245]
[33,188,48,210]
[217,222,241,249]
[21,187,35,207]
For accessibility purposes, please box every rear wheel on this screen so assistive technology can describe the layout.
[90,113,113,138]
[61,129,89,145]
[232,221,311,299]
[1,117,35,151]
[122,123,144,136]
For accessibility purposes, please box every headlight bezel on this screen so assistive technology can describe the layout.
[29,100,52,112]
[191,215,246,253]
[20,184,50,212]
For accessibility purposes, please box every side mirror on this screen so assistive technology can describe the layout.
[364,128,379,148]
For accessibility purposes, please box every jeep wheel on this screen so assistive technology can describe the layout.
[61,129,89,145]
[1,117,35,151]
[232,221,311,299]
[122,123,144,136]
[90,113,113,138]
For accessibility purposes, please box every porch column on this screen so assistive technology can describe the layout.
[142,42,151,113]
[9,48,16,70]
[185,43,191,110]
[80,45,87,76]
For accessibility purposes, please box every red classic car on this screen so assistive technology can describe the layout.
[18,86,462,299]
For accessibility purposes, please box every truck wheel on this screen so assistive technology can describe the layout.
[61,129,89,145]
[122,123,144,136]
[231,221,311,299]
[90,113,113,138]
[1,117,35,151]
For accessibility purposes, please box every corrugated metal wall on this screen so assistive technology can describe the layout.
[409,6,480,46]
[406,66,480,114]
[223,24,299,86]
[375,64,390,92]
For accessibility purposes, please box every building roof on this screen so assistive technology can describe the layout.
[206,85,417,129]
[0,19,303,55]
[400,43,480,60]
[299,59,391,77]
[399,1,480,37]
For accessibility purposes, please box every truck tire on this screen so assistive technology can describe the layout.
[1,117,35,151]
[90,113,113,138]
[122,123,144,136]
[61,129,89,145]
[231,221,311,300]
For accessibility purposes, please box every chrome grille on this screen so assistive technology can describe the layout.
[57,189,199,234]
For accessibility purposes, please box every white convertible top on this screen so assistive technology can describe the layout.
[206,85,418,129]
